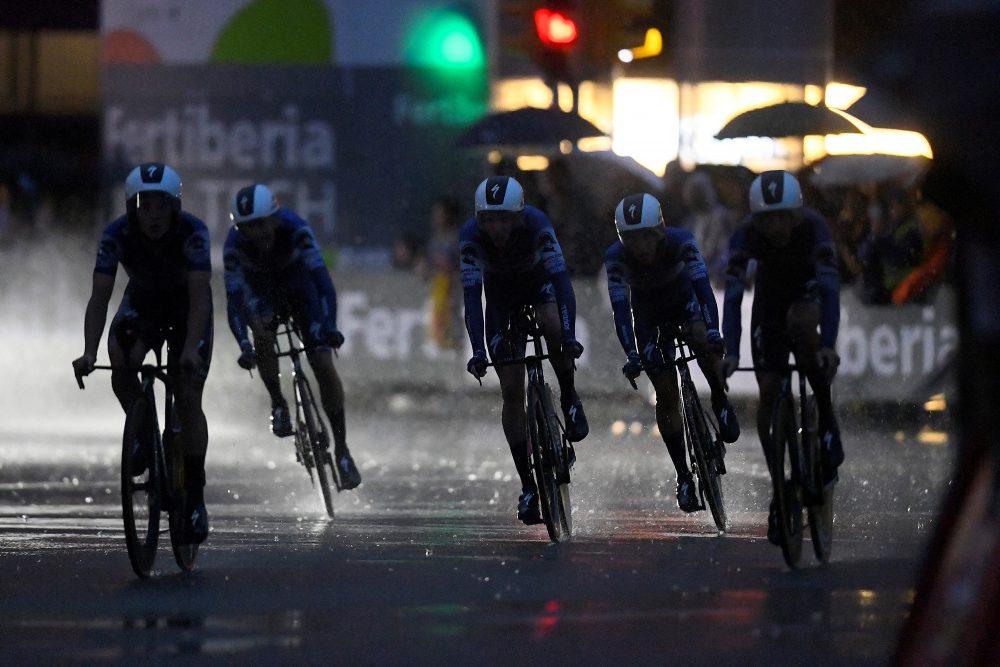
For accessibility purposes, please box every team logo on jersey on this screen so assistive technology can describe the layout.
[236,185,257,217]
[540,231,557,253]
[139,163,165,183]
[760,170,785,205]
[484,176,509,206]
[460,246,478,266]
[622,193,646,225]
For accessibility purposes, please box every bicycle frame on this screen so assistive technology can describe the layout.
[272,319,340,516]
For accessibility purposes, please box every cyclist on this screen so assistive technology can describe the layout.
[72,162,214,544]
[719,170,842,545]
[461,175,588,525]
[605,193,740,512]
[223,183,361,490]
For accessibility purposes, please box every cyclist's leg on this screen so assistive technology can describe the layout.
[787,300,842,469]
[535,290,588,441]
[682,316,740,442]
[169,319,213,542]
[108,291,153,413]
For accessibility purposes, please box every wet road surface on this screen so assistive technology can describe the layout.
[0,391,951,665]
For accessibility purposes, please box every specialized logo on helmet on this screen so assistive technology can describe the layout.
[760,171,785,205]
[236,185,256,217]
[622,193,645,225]
[485,177,508,206]
[139,163,165,183]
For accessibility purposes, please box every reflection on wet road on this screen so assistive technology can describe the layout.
[0,393,950,664]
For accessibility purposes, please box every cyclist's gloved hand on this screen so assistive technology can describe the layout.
[72,353,96,377]
[467,350,489,379]
[816,347,840,383]
[706,329,725,356]
[562,339,585,360]
[237,340,257,370]
[325,329,345,350]
[622,352,643,381]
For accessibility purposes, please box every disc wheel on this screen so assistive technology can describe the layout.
[297,374,335,517]
[804,395,834,562]
[121,396,161,578]
[165,436,198,572]
[683,384,727,532]
[770,392,804,568]
[528,385,564,543]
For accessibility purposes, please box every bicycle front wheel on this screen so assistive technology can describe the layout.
[296,373,335,517]
[121,396,161,578]
[527,384,564,543]
[769,391,804,568]
[683,382,727,532]
[804,394,834,563]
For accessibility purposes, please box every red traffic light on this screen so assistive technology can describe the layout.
[534,8,578,48]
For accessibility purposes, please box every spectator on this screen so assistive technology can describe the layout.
[425,195,464,349]
[892,197,954,304]
[831,187,871,285]
[680,171,739,287]
[858,187,925,304]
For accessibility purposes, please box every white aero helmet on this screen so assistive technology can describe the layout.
[475,176,524,214]
[125,162,181,202]
[614,193,664,239]
[749,170,802,213]
[230,183,280,225]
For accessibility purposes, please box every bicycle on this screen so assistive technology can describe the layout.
[629,330,728,532]
[272,318,343,518]
[764,363,835,568]
[75,349,198,578]
[484,306,574,543]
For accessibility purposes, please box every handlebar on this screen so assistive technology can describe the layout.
[76,363,172,389]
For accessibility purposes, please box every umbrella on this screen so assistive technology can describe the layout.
[715,102,864,139]
[456,107,607,148]
[809,153,931,187]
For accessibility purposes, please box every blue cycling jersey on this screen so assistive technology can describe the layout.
[604,227,719,356]
[722,208,840,356]
[459,205,576,354]
[94,212,211,306]
[223,208,338,346]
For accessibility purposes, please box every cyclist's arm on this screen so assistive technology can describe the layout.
[222,245,250,347]
[678,230,721,333]
[294,224,339,331]
[813,216,841,349]
[182,270,212,359]
[460,234,487,354]
[82,272,115,358]
[538,225,576,342]
[605,251,638,354]
[722,225,750,358]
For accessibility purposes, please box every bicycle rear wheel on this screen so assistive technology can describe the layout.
[166,445,198,572]
[683,382,727,532]
[804,394,834,563]
[541,386,573,537]
[121,396,161,578]
[296,373,335,517]
[770,392,804,568]
[527,384,564,542]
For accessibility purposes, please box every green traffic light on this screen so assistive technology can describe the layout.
[405,9,485,69]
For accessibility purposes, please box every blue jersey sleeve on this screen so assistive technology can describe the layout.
[530,210,575,341]
[674,228,720,334]
[722,222,751,358]
[282,209,338,331]
[458,219,486,354]
[181,214,212,272]
[810,213,841,349]
[222,228,250,345]
[604,243,637,355]
[94,217,126,277]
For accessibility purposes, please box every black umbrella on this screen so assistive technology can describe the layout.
[715,102,863,139]
[456,107,606,147]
